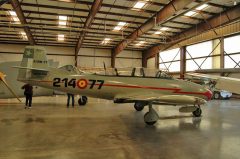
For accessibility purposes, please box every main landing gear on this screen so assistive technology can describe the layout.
[139,103,202,125]
[144,103,159,125]
[134,102,146,111]
[192,105,202,117]
[78,96,88,106]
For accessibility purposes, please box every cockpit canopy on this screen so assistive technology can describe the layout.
[59,65,83,74]
[95,67,172,79]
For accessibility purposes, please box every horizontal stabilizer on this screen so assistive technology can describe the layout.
[13,66,49,72]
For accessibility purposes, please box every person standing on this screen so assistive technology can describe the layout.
[67,93,74,108]
[22,84,33,109]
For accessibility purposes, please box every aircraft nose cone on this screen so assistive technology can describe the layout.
[204,89,213,101]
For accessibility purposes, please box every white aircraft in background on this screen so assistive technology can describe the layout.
[187,72,240,95]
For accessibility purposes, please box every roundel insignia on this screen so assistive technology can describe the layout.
[77,79,88,89]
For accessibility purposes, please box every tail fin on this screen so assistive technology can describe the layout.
[18,46,49,80]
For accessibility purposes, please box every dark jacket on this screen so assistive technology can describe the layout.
[22,84,33,95]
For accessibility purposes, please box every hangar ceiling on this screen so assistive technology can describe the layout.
[0,0,239,54]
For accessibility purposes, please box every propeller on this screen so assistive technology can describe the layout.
[0,72,22,102]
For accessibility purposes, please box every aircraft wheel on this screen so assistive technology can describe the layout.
[213,92,220,99]
[144,112,157,125]
[134,103,144,111]
[78,96,88,106]
[192,108,202,117]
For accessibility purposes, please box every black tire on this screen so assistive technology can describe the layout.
[192,108,202,117]
[213,92,220,99]
[134,103,144,111]
[145,121,157,125]
[78,96,88,106]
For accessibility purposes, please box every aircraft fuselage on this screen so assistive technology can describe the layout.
[19,68,212,105]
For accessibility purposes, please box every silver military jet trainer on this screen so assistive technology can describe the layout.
[14,46,213,125]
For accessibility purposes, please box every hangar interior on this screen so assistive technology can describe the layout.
[0,0,240,158]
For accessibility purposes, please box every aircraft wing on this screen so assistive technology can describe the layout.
[186,73,240,94]
[115,92,206,105]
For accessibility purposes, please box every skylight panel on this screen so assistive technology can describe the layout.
[184,11,197,17]
[133,1,146,9]
[196,4,208,10]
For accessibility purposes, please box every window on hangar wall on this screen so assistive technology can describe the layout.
[186,41,212,71]
[159,48,180,72]
[224,34,240,68]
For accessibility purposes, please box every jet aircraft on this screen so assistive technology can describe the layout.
[14,46,213,125]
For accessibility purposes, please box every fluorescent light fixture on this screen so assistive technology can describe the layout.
[101,38,111,45]
[59,21,66,25]
[118,22,126,26]
[133,1,146,9]
[135,41,145,46]
[22,35,28,40]
[9,11,17,16]
[154,31,162,34]
[113,26,122,31]
[59,15,67,21]
[20,31,28,40]
[184,11,196,17]
[196,4,208,10]
[104,38,111,41]
[113,22,127,31]
[58,15,67,27]
[20,31,26,36]
[58,34,64,41]
[12,17,20,22]
[160,27,169,31]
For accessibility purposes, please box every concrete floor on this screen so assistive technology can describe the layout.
[0,96,240,159]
